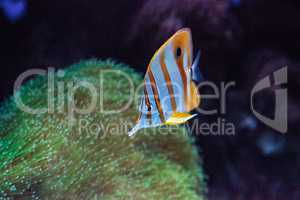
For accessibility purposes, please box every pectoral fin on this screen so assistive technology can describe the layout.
[165,113,197,125]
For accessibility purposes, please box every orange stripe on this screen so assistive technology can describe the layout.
[160,52,177,112]
[175,53,188,110]
[187,43,192,68]
[148,69,165,122]
[171,32,191,110]
[144,84,152,123]
[144,84,151,109]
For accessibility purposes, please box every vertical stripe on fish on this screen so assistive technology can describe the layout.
[173,44,188,110]
[160,51,177,112]
[143,84,152,124]
[147,70,165,123]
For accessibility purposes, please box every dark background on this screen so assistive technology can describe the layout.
[0,0,299,199]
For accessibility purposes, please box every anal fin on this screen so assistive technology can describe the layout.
[165,113,197,125]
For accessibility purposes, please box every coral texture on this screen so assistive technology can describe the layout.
[0,60,205,200]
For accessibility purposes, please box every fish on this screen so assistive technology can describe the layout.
[128,28,203,136]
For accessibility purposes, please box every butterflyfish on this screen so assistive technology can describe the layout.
[128,28,203,136]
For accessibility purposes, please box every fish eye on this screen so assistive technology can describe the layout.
[176,47,182,58]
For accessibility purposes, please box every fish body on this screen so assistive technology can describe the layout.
[129,28,202,136]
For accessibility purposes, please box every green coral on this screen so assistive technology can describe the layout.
[0,59,205,199]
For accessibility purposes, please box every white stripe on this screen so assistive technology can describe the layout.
[150,53,173,120]
[183,48,189,71]
[164,43,185,112]
[183,49,191,103]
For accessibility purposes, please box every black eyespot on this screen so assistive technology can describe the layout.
[176,47,182,58]
[147,105,152,111]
